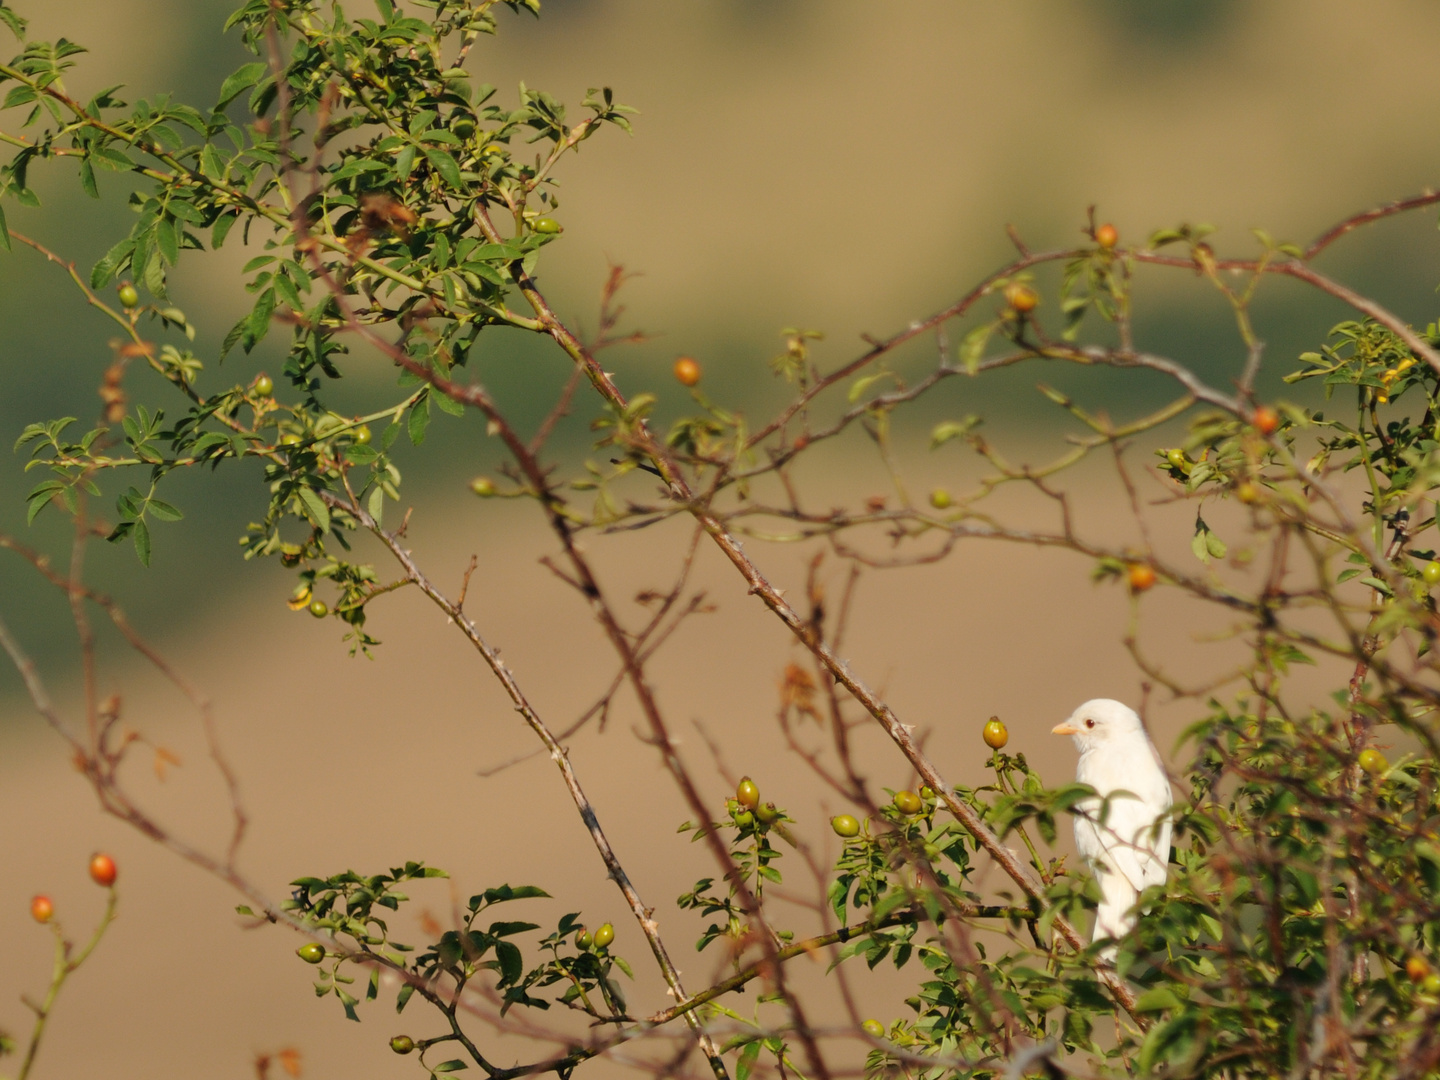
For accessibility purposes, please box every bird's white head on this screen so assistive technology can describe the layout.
[1051,698,1144,753]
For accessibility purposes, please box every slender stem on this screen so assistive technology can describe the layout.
[18,888,118,1080]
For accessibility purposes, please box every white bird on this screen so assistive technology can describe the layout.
[1052,698,1173,954]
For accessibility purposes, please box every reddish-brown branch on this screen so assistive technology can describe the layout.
[1303,190,1440,261]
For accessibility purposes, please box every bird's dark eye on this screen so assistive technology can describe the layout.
[1084,718,1095,729]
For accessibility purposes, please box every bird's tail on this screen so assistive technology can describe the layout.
[1092,876,1139,960]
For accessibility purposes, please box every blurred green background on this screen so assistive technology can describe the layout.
[4,0,1440,677]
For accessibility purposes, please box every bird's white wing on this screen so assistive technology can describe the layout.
[1072,795,1106,867]
[1075,790,1169,944]
[1075,733,1172,889]
[1083,788,1170,891]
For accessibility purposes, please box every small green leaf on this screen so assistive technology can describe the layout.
[147,498,184,522]
[930,416,979,449]
[1134,986,1185,1012]
[90,237,134,289]
[156,217,179,264]
[78,157,98,198]
[408,396,431,446]
[958,321,994,374]
[216,62,266,109]
[298,487,331,533]
[847,371,888,404]
[133,518,152,566]
[424,148,463,188]
[736,1040,761,1080]
[367,483,385,528]
[244,288,276,352]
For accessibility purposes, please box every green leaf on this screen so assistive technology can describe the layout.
[142,245,167,298]
[1358,576,1394,597]
[212,212,238,249]
[273,271,303,312]
[434,389,465,417]
[958,321,994,374]
[930,416,979,449]
[1191,515,1225,564]
[216,62,266,109]
[244,288,276,352]
[155,218,179,265]
[736,1040,761,1080]
[479,885,549,904]
[847,370,888,404]
[433,1061,469,1073]
[424,148,463,189]
[26,481,63,525]
[90,237,134,290]
[488,920,540,938]
[335,985,360,1022]
[92,145,135,171]
[0,4,27,38]
[395,144,416,179]
[200,143,224,179]
[133,517,152,566]
[1133,986,1185,1012]
[495,940,523,986]
[78,157,98,198]
[220,315,247,360]
[147,498,184,522]
[367,483,385,528]
[408,396,431,446]
[346,443,380,465]
[298,487,331,533]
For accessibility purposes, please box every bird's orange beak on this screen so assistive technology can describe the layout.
[1051,720,1081,735]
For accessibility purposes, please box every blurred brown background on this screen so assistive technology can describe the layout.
[2,0,1438,1076]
